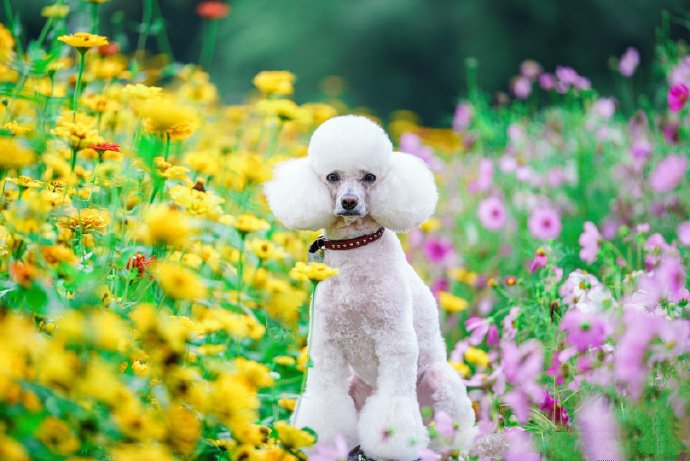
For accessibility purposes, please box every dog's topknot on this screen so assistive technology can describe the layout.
[308,115,393,177]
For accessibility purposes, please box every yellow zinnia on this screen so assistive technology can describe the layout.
[155,262,207,300]
[58,32,109,50]
[253,70,296,95]
[464,346,490,368]
[289,261,339,282]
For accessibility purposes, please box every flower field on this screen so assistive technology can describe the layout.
[0,2,689,460]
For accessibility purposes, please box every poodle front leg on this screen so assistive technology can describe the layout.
[292,337,358,448]
[418,361,478,455]
[358,328,428,460]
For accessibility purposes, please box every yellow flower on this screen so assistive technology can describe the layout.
[449,360,470,377]
[169,184,224,219]
[0,434,28,461]
[464,346,490,368]
[256,99,307,122]
[274,421,316,450]
[420,218,441,233]
[1,121,31,136]
[246,238,284,260]
[155,262,208,300]
[58,207,110,233]
[166,405,201,455]
[302,102,337,125]
[0,23,15,63]
[253,70,296,95]
[51,117,103,150]
[140,98,198,140]
[210,373,260,433]
[139,205,193,247]
[111,444,174,461]
[36,417,80,455]
[290,261,339,282]
[448,267,478,285]
[278,398,296,411]
[273,355,296,366]
[0,138,35,169]
[41,4,70,18]
[438,291,468,313]
[233,357,274,389]
[58,32,109,50]
[229,213,270,234]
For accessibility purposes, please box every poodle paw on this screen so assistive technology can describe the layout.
[358,393,428,460]
[292,390,358,447]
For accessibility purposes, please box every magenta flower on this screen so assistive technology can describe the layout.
[630,139,652,164]
[577,396,624,461]
[677,221,690,246]
[619,47,640,77]
[539,391,570,426]
[501,339,545,423]
[423,237,455,264]
[578,221,601,264]
[528,207,562,240]
[468,158,493,193]
[528,250,548,273]
[592,98,615,119]
[465,317,499,346]
[477,197,506,231]
[649,154,687,193]
[668,83,689,112]
[560,310,611,352]
[309,434,349,461]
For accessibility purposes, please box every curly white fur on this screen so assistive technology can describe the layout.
[264,115,477,460]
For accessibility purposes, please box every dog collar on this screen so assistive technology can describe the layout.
[309,227,385,253]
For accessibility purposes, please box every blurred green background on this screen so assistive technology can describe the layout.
[9,0,690,123]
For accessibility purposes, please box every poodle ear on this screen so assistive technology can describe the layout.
[369,152,438,232]
[264,157,335,230]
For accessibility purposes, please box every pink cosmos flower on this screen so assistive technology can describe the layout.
[468,158,493,193]
[503,427,541,461]
[418,447,441,461]
[614,309,662,400]
[578,221,601,264]
[400,133,441,170]
[501,340,545,423]
[309,434,349,461]
[528,250,548,273]
[465,317,498,346]
[520,60,542,80]
[619,47,640,77]
[629,138,652,164]
[423,237,455,264]
[477,197,506,231]
[677,221,690,246]
[560,310,611,352]
[649,154,687,192]
[668,83,689,112]
[528,207,562,240]
[577,396,624,461]
[592,98,615,119]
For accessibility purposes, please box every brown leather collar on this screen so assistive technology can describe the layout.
[309,227,385,253]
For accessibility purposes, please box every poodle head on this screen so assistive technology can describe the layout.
[264,115,438,232]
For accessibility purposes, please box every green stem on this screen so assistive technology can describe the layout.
[72,50,87,120]
[163,132,171,161]
[35,17,54,49]
[70,147,77,172]
[200,19,220,71]
[136,0,153,56]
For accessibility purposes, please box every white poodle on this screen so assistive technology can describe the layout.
[264,115,478,460]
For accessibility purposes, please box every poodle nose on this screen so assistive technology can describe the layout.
[341,196,358,211]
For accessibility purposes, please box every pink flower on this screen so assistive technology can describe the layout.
[592,98,615,119]
[629,139,652,164]
[619,47,640,77]
[501,340,545,423]
[649,154,687,192]
[528,207,562,240]
[466,317,499,346]
[560,310,611,352]
[468,158,493,193]
[512,76,532,99]
[539,72,555,90]
[528,250,548,273]
[614,309,662,400]
[577,396,624,461]
[452,103,472,132]
[520,60,542,80]
[578,221,601,264]
[677,221,690,246]
[423,237,455,264]
[418,447,441,461]
[309,434,349,461]
[434,410,455,438]
[503,428,541,461]
[668,83,689,112]
[477,197,506,231]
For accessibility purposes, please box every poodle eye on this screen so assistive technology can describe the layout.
[362,173,376,182]
[326,173,340,182]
